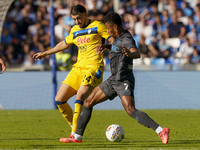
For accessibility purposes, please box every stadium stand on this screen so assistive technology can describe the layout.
[1,0,200,71]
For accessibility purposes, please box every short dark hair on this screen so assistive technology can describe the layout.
[104,12,122,26]
[70,4,86,15]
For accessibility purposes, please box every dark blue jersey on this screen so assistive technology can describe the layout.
[110,30,137,81]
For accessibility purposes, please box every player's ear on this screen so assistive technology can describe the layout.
[84,12,87,18]
[113,24,118,29]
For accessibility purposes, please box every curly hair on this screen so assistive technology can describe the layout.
[104,12,122,26]
[70,4,86,15]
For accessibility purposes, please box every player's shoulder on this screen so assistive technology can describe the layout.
[124,30,132,36]
[120,30,133,40]
[90,20,105,26]
[121,30,136,44]
[70,25,79,32]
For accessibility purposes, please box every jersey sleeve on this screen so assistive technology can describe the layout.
[97,21,110,40]
[64,28,74,44]
[123,35,137,50]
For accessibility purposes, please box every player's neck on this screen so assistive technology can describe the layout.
[84,18,90,27]
[116,27,125,38]
[83,19,90,28]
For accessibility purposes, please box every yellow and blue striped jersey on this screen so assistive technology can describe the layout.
[64,20,110,68]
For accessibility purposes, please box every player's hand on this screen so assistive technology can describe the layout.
[96,44,107,55]
[33,52,47,61]
[0,59,6,74]
[122,45,130,57]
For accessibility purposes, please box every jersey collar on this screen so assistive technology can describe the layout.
[81,19,91,29]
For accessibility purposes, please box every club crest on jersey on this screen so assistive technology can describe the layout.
[88,29,92,34]
[77,36,90,45]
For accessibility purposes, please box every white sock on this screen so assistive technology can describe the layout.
[71,132,75,136]
[74,133,82,140]
[70,124,73,129]
[155,126,163,134]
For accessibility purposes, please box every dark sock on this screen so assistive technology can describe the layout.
[76,106,93,135]
[131,109,159,130]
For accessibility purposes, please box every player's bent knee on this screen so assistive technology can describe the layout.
[126,110,132,116]
[55,95,66,103]
[83,99,92,107]
[55,95,62,102]
[84,98,96,108]
[125,106,135,116]
[55,95,59,102]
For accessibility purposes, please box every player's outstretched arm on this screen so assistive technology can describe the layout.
[96,36,114,55]
[33,41,71,60]
[122,45,140,59]
[0,54,6,74]
[96,44,112,55]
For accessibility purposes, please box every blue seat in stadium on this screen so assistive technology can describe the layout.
[165,58,180,65]
[151,58,165,65]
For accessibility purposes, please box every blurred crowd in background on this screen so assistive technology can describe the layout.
[1,0,200,71]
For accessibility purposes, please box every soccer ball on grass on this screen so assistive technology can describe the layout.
[106,124,125,142]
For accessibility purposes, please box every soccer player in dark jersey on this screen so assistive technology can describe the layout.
[59,12,170,144]
[0,54,6,74]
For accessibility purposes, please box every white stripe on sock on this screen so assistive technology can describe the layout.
[71,132,75,136]
[155,126,163,134]
[75,134,82,140]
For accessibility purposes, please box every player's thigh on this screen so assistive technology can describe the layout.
[80,66,104,89]
[112,79,135,115]
[62,67,81,91]
[113,79,135,99]
[76,66,104,101]
[84,86,108,107]
[76,85,93,100]
[98,77,118,100]
[55,83,77,102]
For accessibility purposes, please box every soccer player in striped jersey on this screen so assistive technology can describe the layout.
[59,12,170,144]
[33,4,113,139]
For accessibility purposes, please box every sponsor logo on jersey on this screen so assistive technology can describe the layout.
[78,45,87,53]
[111,45,120,52]
[77,36,90,45]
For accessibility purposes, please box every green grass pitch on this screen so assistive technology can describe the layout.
[0,109,200,150]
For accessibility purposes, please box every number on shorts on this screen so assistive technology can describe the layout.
[86,76,91,82]
[124,83,128,90]
[82,75,91,83]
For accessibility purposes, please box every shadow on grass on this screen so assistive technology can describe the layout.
[2,138,56,140]
[170,139,200,145]
[2,138,200,149]
[28,141,169,149]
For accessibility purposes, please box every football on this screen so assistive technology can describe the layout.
[106,124,125,142]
